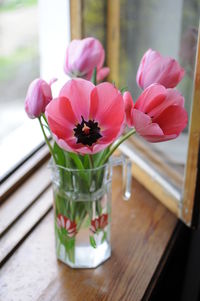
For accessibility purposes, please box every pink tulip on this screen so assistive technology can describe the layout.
[126,84,187,142]
[136,49,185,90]
[25,78,56,119]
[64,37,109,82]
[45,78,124,154]
[123,91,134,127]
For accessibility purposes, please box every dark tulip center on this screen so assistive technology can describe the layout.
[73,116,102,146]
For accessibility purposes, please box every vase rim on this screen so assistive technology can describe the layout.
[48,158,110,173]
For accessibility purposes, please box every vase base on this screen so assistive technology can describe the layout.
[57,241,111,269]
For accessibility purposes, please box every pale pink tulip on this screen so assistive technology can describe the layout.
[136,49,185,90]
[45,78,124,154]
[64,37,109,81]
[127,84,187,142]
[25,78,56,119]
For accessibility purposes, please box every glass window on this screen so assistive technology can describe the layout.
[0,0,39,139]
[0,0,42,179]
[0,0,70,180]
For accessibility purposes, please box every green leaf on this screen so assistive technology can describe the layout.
[83,155,90,169]
[69,152,84,170]
[93,148,110,167]
[89,236,97,248]
[53,142,66,166]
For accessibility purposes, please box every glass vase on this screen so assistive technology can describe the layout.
[50,156,131,269]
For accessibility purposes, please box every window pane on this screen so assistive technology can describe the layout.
[0,0,70,180]
[0,0,39,139]
[0,0,43,180]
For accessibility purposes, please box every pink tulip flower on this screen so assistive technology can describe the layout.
[45,78,124,154]
[25,78,56,119]
[64,37,109,82]
[136,49,185,90]
[126,84,187,142]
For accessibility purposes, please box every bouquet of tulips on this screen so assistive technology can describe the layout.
[25,38,187,162]
[25,37,188,265]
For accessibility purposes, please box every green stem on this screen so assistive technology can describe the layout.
[38,116,57,163]
[89,155,94,168]
[91,67,97,85]
[42,113,48,125]
[99,128,136,166]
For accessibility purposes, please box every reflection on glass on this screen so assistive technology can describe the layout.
[119,0,200,193]
[0,0,39,139]
[82,0,107,49]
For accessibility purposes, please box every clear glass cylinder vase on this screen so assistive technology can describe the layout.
[50,156,131,269]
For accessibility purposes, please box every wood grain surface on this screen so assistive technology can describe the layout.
[0,168,177,301]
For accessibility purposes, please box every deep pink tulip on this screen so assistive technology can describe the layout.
[25,78,56,119]
[127,84,187,142]
[45,78,124,154]
[136,49,185,90]
[64,37,109,81]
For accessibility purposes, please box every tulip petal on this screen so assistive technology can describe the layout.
[123,91,134,127]
[155,58,185,88]
[100,128,121,143]
[154,105,188,135]
[60,78,94,122]
[90,82,124,128]
[46,97,77,130]
[97,67,110,82]
[141,134,177,143]
[47,116,74,139]
[132,109,152,130]
[136,49,153,87]
[138,123,164,137]
[134,84,166,113]
[149,88,185,119]
[132,109,164,138]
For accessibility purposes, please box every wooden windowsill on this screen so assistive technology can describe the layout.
[0,161,177,300]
